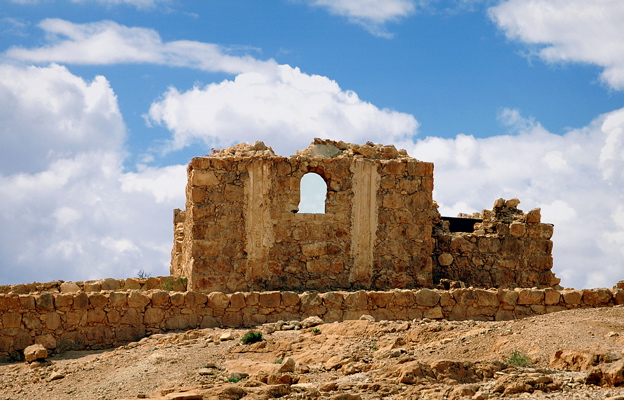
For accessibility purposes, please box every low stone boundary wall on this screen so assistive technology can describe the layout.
[0,276,187,295]
[0,287,623,361]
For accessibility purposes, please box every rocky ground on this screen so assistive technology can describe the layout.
[1,306,624,400]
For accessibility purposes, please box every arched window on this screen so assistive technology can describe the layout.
[298,172,327,213]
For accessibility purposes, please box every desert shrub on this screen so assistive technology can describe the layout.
[240,331,263,344]
[506,350,531,367]
[312,328,321,335]
[137,269,150,279]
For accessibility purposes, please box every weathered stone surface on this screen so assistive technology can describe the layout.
[24,344,48,362]
[60,282,81,293]
[171,139,435,293]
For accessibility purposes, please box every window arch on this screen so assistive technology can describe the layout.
[298,172,327,213]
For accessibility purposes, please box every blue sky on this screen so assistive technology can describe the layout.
[1,0,623,289]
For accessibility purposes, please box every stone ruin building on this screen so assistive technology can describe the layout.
[171,139,560,293]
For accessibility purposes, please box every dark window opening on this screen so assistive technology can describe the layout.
[441,216,482,233]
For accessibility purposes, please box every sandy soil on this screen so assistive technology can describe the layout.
[1,306,624,400]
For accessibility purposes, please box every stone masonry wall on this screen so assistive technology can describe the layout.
[171,139,436,293]
[432,198,559,289]
[1,286,622,361]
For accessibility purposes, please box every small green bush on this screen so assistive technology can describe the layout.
[240,331,263,344]
[161,277,175,291]
[228,376,241,383]
[506,350,531,367]
[312,328,321,335]
[273,358,283,364]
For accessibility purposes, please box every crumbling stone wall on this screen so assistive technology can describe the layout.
[171,139,437,292]
[0,285,622,361]
[432,198,559,289]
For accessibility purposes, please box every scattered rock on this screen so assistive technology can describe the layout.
[24,344,48,363]
[360,315,375,322]
[301,316,324,328]
[220,331,236,341]
[48,371,65,381]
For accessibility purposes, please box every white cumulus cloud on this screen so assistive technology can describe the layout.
[409,107,624,289]
[146,65,419,156]
[0,64,185,284]
[4,19,276,75]
[306,0,416,37]
[489,0,624,90]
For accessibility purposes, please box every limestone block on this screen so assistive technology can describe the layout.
[525,208,541,223]
[493,198,505,208]
[150,290,170,306]
[170,292,185,307]
[35,334,56,349]
[452,289,476,307]
[343,291,368,310]
[221,312,243,327]
[509,222,526,237]
[144,308,165,324]
[582,289,612,306]
[121,308,142,325]
[184,291,207,308]
[165,315,198,330]
[83,281,101,292]
[123,278,142,290]
[369,291,394,308]
[505,198,521,208]
[439,292,455,308]
[60,282,81,293]
[87,309,106,324]
[143,277,161,290]
[301,292,322,307]
[24,344,48,362]
[127,291,150,308]
[281,291,301,308]
[2,312,21,328]
[54,293,73,308]
[36,293,54,310]
[44,312,62,330]
[244,292,259,307]
[516,289,544,305]
[382,160,406,175]
[229,292,246,309]
[321,292,343,308]
[88,293,108,308]
[107,310,120,324]
[448,305,467,320]
[73,292,89,309]
[562,290,582,306]
[191,169,220,186]
[450,237,475,253]
[423,306,444,319]
[306,260,329,274]
[101,278,121,291]
[495,309,514,321]
[392,290,414,307]
[414,289,440,307]
[108,292,127,307]
[65,310,86,326]
[438,253,453,266]
[614,289,624,305]
[475,289,499,307]
[544,288,561,305]
[258,292,281,308]
[500,291,518,306]
[18,295,35,310]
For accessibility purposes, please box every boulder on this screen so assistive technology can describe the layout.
[24,344,48,362]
